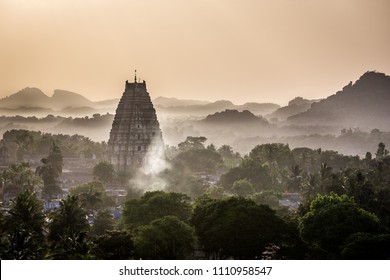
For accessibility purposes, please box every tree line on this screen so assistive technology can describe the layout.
[0,133,390,259]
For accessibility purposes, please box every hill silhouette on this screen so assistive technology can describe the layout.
[51,89,95,109]
[155,100,279,116]
[288,71,390,130]
[266,97,319,121]
[153,96,210,107]
[0,87,51,109]
[201,109,269,125]
[0,88,117,115]
[0,87,279,117]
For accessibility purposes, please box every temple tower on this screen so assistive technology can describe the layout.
[107,72,163,171]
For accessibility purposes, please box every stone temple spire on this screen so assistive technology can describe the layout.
[107,73,163,171]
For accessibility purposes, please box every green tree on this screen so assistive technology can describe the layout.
[218,145,235,158]
[0,211,5,235]
[70,181,115,210]
[14,130,35,161]
[218,145,241,168]
[93,161,114,184]
[48,195,90,259]
[375,142,389,159]
[47,142,63,175]
[300,173,320,202]
[2,129,107,160]
[299,193,380,259]
[70,180,104,196]
[178,136,207,152]
[79,186,103,215]
[345,170,376,211]
[174,149,223,172]
[134,216,195,260]
[91,230,134,259]
[1,162,38,207]
[191,197,288,259]
[207,143,217,152]
[36,142,63,199]
[219,158,272,192]
[122,191,192,231]
[248,143,293,190]
[205,185,227,199]
[1,189,46,259]
[90,209,116,236]
[232,179,255,197]
[250,190,282,209]
[1,162,37,189]
[249,143,293,169]
[341,233,390,260]
[286,165,303,192]
[0,211,5,253]
[166,175,205,199]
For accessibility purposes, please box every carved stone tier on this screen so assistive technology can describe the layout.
[107,79,163,171]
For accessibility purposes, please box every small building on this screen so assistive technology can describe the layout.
[43,199,61,212]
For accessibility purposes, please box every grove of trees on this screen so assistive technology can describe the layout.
[1,131,390,259]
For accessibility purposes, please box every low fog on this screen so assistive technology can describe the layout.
[0,71,389,157]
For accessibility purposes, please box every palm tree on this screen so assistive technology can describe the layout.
[2,189,46,259]
[36,158,62,199]
[2,162,37,189]
[48,195,89,241]
[287,164,303,192]
[48,195,90,259]
[300,173,320,202]
[36,142,63,199]
[1,162,38,206]
[79,185,103,215]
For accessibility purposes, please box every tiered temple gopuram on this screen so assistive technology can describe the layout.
[107,71,163,171]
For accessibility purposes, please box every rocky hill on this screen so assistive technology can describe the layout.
[287,71,390,130]
[201,109,269,125]
[0,88,117,116]
[155,100,279,116]
[266,97,319,121]
[0,88,51,109]
[0,88,279,117]
[153,96,210,107]
[50,89,95,109]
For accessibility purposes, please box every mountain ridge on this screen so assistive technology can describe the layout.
[266,97,319,121]
[287,71,390,130]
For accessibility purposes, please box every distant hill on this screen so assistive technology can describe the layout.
[237,102,280,115]
[94,98,120,109]
[266,97,319,121]
[0,87,118,115]
[287,71,390,130]
[201,109,269,125]
[155,99,280,116]
[0,87,280,118]
[0,87,51,109]
[153,96,210,107]
[51,89,95,109]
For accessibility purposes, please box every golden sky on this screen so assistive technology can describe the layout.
[0,0,389,105]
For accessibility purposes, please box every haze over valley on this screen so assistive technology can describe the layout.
[0,71,389,157]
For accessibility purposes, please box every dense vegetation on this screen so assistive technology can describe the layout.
[1,131,390,259]
[2,129,107,160]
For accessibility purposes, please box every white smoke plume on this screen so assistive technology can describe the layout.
[129,136,171,192]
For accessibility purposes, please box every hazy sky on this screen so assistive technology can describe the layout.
[1,0,389,105]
